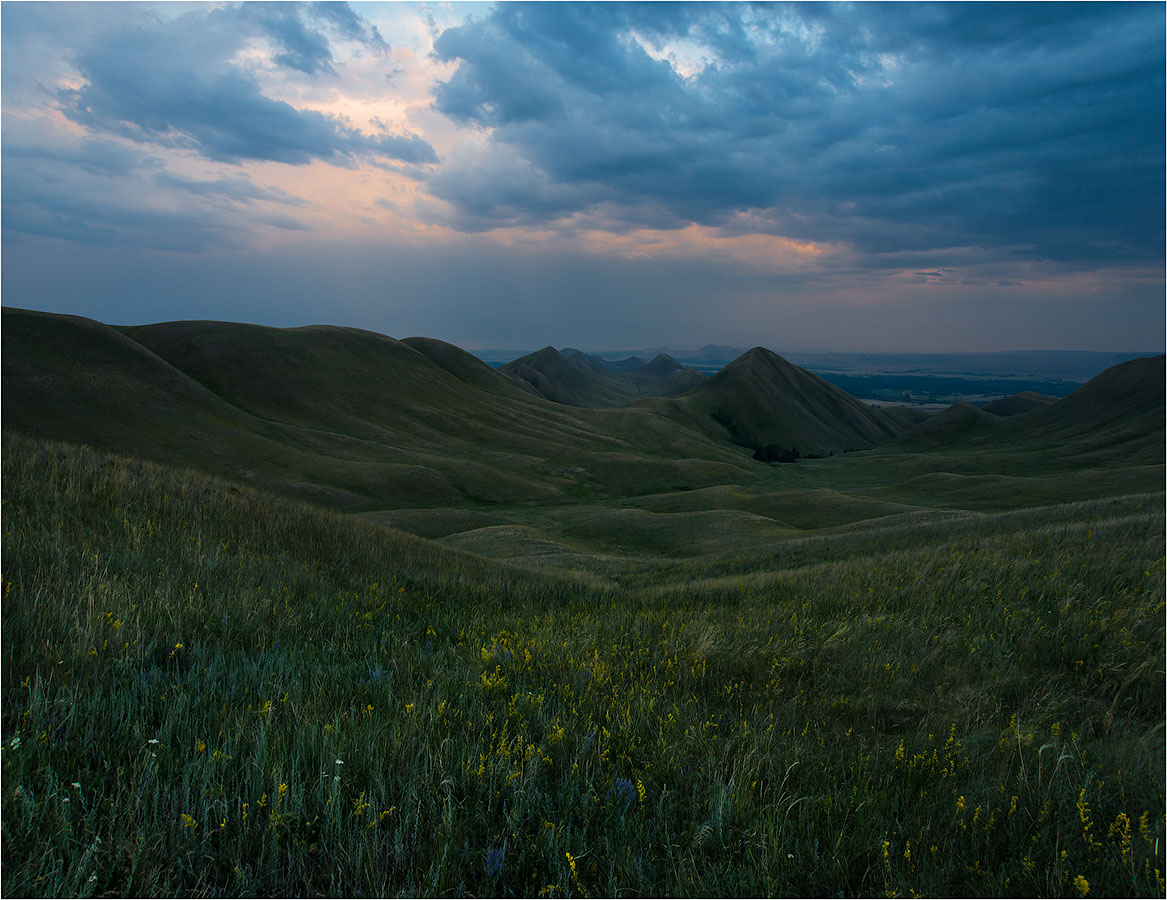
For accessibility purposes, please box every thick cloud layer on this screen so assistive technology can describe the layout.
[429,3,1164,266]
[1,2,1162,352]
[239,2,389,76]
[58,4,433,166]
[1,2,433,250]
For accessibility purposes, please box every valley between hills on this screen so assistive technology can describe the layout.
[2,306,1164,897]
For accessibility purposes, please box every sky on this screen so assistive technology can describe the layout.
[2,1,1163,353]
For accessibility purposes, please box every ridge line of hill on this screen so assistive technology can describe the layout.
[4,308,1162,515]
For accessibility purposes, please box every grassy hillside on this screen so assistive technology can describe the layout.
[982,391,1058,417]
[505,346,633,407]
[884,355,1165,471]
[3,309,763,508]
[1,309,277,468]
[3,434,1164,898]
[678,347,913,456]
[3,311,1164,897]
[400,336,539,400]
[6,309,964,513]
[503,346,707,408]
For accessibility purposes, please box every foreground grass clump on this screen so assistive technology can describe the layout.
[2,435,1164,897]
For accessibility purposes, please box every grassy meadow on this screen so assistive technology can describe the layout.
[2,313,1163,896]
[3,433,1163,897]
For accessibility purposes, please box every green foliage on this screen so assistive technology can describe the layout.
[3,434,1163,897]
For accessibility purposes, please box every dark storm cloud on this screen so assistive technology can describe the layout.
[428,2,1164,265]
[61,50,435,167]
[237,1,388,76]
[54,3,434,167]
[1,3,436,253]
[302,2,388,51]
[240,3,341,76]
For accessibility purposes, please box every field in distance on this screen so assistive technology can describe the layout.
[2,308,1164,897]
[474,345,1155,407]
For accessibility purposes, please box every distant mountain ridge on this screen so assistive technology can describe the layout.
[476,346,1159,384]
[502,346,706,407]
[4,308,1161,514]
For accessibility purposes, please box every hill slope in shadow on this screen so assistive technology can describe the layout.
[2,309,288,471]
[891,354,1165,464]
[503,346,706,407]
[401,335,540,400]
[671,347,914,456]
[6,309,1161,535]
[4,309,757,508]
[981,391,1057,417]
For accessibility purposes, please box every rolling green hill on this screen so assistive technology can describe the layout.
[1,308,287,472]
[4,309,767,508]
[5,308,1161,540]
[888,354,1165,465]
[674,346,914,456]
[3,307,1164,898]
[504,346,631,407]
[1030,354,1166,442]
[400,335,539,400]
[503,346,706,407]
[981,390,1058,416]
[2,309,945,513]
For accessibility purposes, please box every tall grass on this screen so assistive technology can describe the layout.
[3,434,1163,897]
